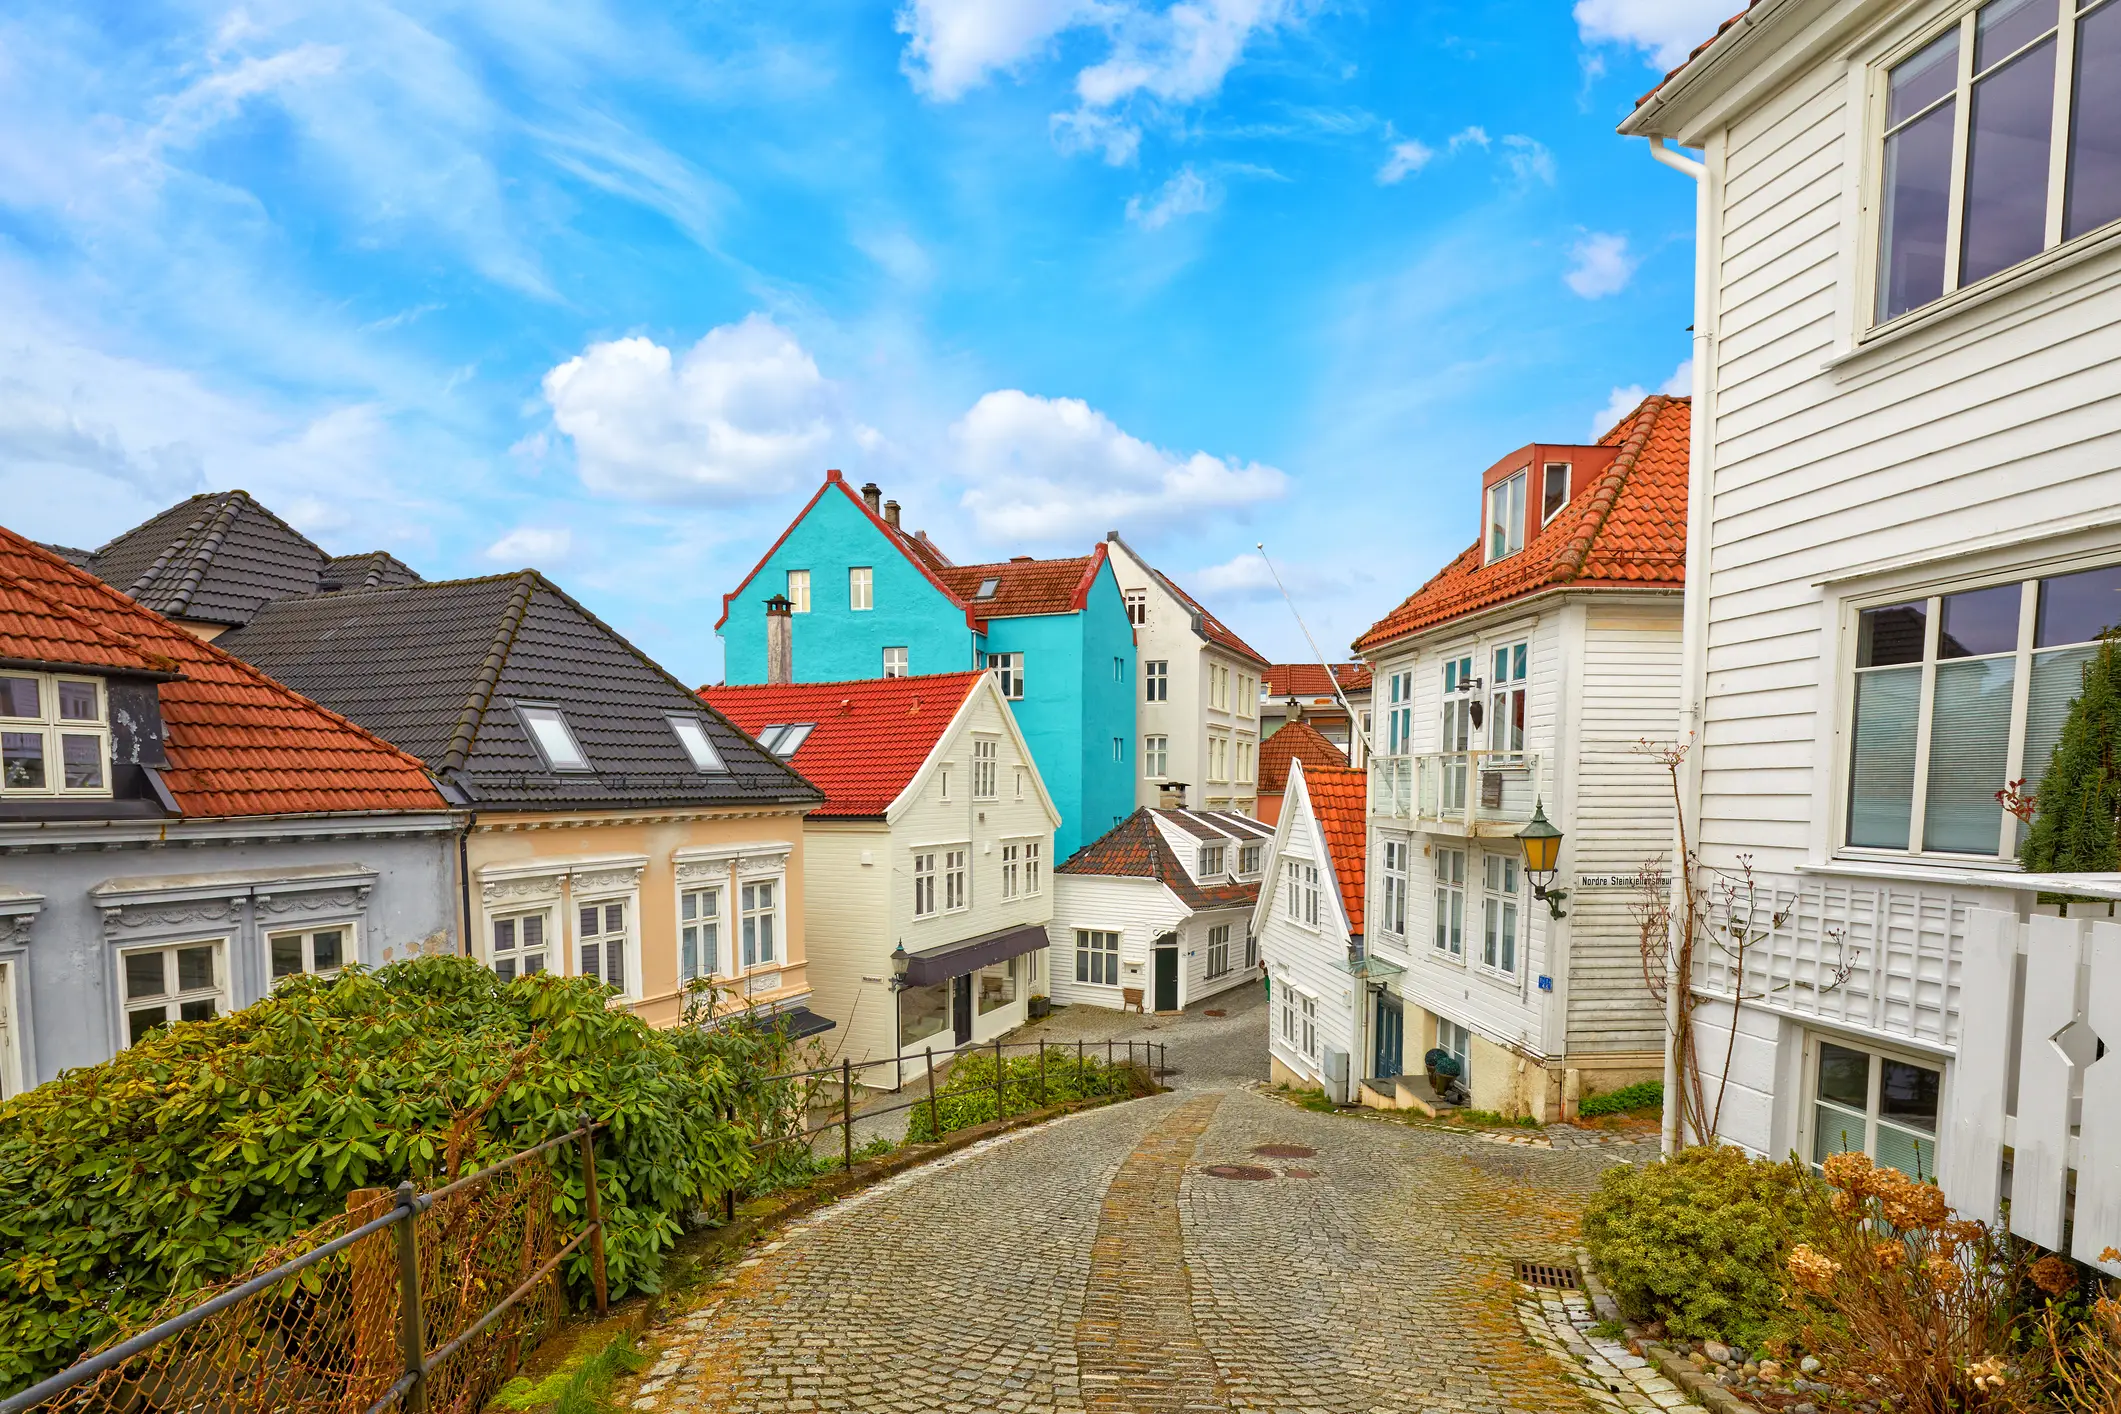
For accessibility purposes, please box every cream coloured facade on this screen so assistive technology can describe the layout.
[1103,534,1266,815]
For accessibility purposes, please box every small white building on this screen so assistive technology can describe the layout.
[1046,807,1274,1013]
[1252,759,1371,1098]
[1102,534,1268,814]
[1351,395,1690,1120]
[703,671,1060,1081]
[1622,0,2121,1276]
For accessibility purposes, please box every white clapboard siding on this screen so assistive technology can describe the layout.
[1256,782,1360,1085]
[1942,910,2121,1277]
[798,825,896,1066]
[1045,874,1183,1009]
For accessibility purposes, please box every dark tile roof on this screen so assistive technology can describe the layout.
[1060,808,1261,910]
[216,572,819,813]
[324,551,423,592]
[88,491,328,627]
[1259,720,1347,794]
[37,543,92,569]
[0,528,445,816]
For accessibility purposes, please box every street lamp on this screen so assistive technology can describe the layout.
[1516,800,1569,920]
[889,942,910,992]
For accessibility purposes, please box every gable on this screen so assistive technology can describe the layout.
[716,474,973,632]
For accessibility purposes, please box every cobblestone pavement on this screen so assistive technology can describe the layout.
[1012,983,1272,1089]
[627,1066,1649,1414]
[1515,1288,1705,1413]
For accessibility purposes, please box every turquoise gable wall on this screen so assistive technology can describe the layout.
[719,487,976,685]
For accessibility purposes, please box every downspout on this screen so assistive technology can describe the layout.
[458,810,477,957]
[1651,134,1714,1156]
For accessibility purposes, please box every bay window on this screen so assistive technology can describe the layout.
[1846,560,2121,858]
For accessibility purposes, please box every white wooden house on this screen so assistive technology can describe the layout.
[1103,534,1269,814]
[1046,807,1274,1013]
[703,671,1060,1082]
[1252,759,1371,1097]
[1622,0,2121,1275]
[1348,395,1691,1120]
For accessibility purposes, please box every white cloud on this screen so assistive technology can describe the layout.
[1565,231,1637,298]
[952,390,1285,542]
[540,315,840,501]
[1590,358,1692,440]
[1573,0,1733,68]
[1376,140,1433,185]
[1501,134,1556,185]
[896,0,1101,101]
[485,526,574,564]
[1126,166,1217,229]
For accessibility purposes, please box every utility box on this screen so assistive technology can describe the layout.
[1323,1047,1351,1105]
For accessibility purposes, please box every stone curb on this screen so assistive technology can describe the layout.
[1573,1247,1767,1414]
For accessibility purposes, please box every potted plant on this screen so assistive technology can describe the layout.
[1424,1047,1462,1095]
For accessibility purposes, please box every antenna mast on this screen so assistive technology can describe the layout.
[1255,543,1372,756]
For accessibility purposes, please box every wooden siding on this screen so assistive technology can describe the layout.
[1045,876,1258,1009]
[798,823,896,1065]
[1256,788,1360,1087]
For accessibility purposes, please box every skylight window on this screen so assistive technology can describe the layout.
[517,705,591,772]
[976,577,1000,599]
[754,723,814,758]
[668,716,726,773]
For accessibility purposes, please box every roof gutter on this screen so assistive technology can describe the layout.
[1621,0,1794,138]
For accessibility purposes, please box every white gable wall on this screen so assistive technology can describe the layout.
[1255,772,1360,1092]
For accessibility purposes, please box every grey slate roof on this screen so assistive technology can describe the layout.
[324,551,423,592]
[37,543,92,569]
[216,571,821,813]
[88,491,328,626]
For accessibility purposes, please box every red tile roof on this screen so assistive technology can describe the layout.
[699,671,986,818]
[1632,7,1758,113]
[1263,662,1371,700]
[1296,761,1368,936]
[937,544,1109,626]
[1258,720,1348,794]
[1353,395,1688,654]
[0,528,447,817]
[1059,808,1259,910]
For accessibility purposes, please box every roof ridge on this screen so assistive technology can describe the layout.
[715,475,975,632]
[156,493,248,616]
[1545,394,1671,587]
[442,571,537,773]
[123,502,216,601]
[705,669,986,693]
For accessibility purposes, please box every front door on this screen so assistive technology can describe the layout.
[951,973,973,1046]
[1153,946,1178,1012]
[1374,994,1404,1079]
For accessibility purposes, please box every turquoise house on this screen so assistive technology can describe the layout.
[717,471,1135,858]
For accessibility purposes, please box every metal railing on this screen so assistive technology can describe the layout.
[1371,750,1542,833]
[3,1117,609,1414]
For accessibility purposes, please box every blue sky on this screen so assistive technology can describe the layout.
[0,0,1725,684]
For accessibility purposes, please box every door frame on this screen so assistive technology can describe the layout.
[1152,943,1179,1012]
[1373,992,1404,1079]
[951,973,973,1045]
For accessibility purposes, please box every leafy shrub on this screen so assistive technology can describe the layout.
[0,958,786,1390]
[2019,633,2121,907]
[1580,1080,1664,1118]
[902,1051,1140,1142]
[1581,1143,1814,1345]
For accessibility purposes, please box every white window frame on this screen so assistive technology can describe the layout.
[0,960,18,1101]
[1243,926,1258,970]
[1144,734,1169,778]
[487,907,553,982]
[574,893,634,994]
[679,884,723,985]
[972,736,999,799]
[883,646,909,678]
[1023,839,1043,895]
[943,847,969,912]
[1210,663,1230,710]
[1076,928,1120,986]
[117,938,229,1049]
[1238,842,1262,878]
[849,565,874,611]
[1489,641,1528,754]
[1284,859,1321,929]
[1205,923,1232,979]
[1237,673,1255,719]
[1300,993,1319,1059]
[1485,470,1526,563]
[786,568,811,614]
[1802,1032,1945,1174]
[739,877,780,970]
[1480,852,1520,977]
[1540,461,1571,524]
[1434,847,1466,959]
[912,851,938,918]
[1125,588,1148,625]
[1236,737,1254,785]
[1199,844,1226,877]
[268,924,353,984]
[985,651,1024,699]
[1437,1017,1472,1078]
[1144,659,1168,702]
[1863,0,2121,333]
[1002,841,1020,899]
[0,672,113,798]
[1207,732,1229,782]
[1381,839,1409,938]
[1386,669,1414,756]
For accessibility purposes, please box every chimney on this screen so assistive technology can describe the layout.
[861,482,882,514]
[883,499,901,529]
[765,593,793,685]
[1285,695,1303,722]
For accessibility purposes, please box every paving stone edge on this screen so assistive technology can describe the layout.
[1574,1245,1766,1414]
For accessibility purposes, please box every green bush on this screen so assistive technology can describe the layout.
[0,957,789,1391]
[2020,632,2121,904]
[902,1051,1140,1143]
[1580,1080,1664,1118]
[1581,1144,1815,1345]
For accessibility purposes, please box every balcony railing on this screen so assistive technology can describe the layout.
[1369,750,1542,834]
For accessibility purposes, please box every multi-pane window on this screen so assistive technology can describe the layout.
[972,738,998,799]
[1243,926,1258,969]
[741,880,777,967]
[578,900,627,990]
[1210,664,1231,710]
[913,852,938,917]
[1434,848,1466,957]
[1541,462,1571,523]
[848,566,874,610]
[1489,643,1528,753]
[269,927,345,982]
[1481,854,1520,975]
[1485,470,1526,562]
[1875,0,2121,325]
[1846,562,2121,857]
[944,849,968,911]
[1386,670,1414,755]
[1125,589,1148,625]
[1811,1039,1942,1177]
[786,569,811,613]
[1205,923,1232,977]
[489,911,550,982]
[1207,733,1229,782]
[1199,844,1226,877]
[121,941,224,1046]
[883,646,908,678]
[1285,859,1320,926]
[1002,842,1021,898]
[1300,994,1319,1058]
[1144,734,1169,777]
[1144,660,1168,701]
[1237,673,1256,717]
[1077,928,1120,985]
[1023,840,1042,894]
[1440,655,1475,762]
[0,673,109,797]
[1436,1018,1472,1081]
[1239,843,1262,877]
[985,651,1024,699]
[1236,738,1254,784]
[1280,983,1298,1048]
[1381,839,1409,936]
[680,886,721,983]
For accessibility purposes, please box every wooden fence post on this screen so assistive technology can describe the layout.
[993,1037,1004,1122]
[392,1182,427,1414]
[1038,1039,1047,1108]
[577,1116,609,1318]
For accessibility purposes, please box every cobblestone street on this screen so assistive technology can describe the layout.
[628,994,1650,1414]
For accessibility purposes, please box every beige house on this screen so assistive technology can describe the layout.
[704,670,1060,1080]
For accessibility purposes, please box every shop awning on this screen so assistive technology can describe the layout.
[903,923,1050,987]
[770,1006,837,1039]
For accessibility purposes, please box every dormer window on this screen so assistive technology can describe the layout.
[668,716,726,772]
[1239,842,1262,878]
[1199,844,1226,877]
[1,672,110,796]
[1541,462,1571,524]
[976,577,1000,599]
[1486,470,1526,562]
[517,705,591,772]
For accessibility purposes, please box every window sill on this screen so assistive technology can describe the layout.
[1827,223,2121,380]
[1808,856,2121,901]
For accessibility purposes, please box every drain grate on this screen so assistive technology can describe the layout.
[1201,1164,1276,1180]
[1516,1260,1581,1290]
[1252,1144,1316,1158]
